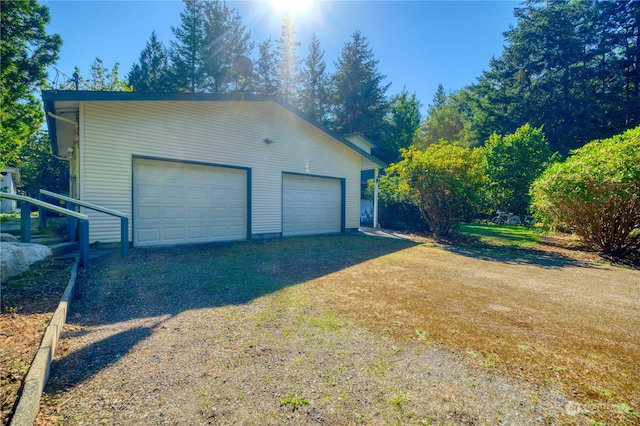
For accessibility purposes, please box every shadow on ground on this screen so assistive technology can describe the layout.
[45,326,155,394]
[46,234,417,390]
[439,239,599,269]
[45,231,613,393]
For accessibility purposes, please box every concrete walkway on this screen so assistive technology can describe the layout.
[357,226,412,240]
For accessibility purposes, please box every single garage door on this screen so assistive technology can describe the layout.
[282,174,342,237]
[134,158,247,247]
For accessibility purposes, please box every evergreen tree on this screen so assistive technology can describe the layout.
[201,0,253,93]
[276,14,300,104]
[254,38,279,95]
[469,0,639,154]
[431,84,447,110]
[416,86,475,148]
[331,31,390,143]
[170,0,208,92]
[379,89,422,164]
[298,33,331,124]
[128,31,171,91]
[1,0,61,168]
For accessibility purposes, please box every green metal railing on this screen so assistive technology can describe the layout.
[39,190,129,257]
[0,193,91,267]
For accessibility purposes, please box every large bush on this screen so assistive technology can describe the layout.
[17,132,69,198]
[388,142,485,236]
[531,126,640,256]
[483,124,553,215]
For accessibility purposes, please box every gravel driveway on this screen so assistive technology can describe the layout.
[36,234,632,425]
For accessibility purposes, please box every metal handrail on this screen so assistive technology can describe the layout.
[0,192,90,267]
[39,190,129,257]
[40,189,127,218]
[1,193,87,220]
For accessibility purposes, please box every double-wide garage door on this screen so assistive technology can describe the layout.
[134,159,247,247]
[282,174,342,237]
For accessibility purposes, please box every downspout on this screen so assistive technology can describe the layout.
[373,168,380,228]
[47,111,78,128]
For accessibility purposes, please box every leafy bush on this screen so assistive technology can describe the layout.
[388,142,486,236]
[17,132,69,198]
[531,126,640,256]
[483,124,554,216]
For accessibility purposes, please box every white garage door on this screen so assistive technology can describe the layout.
[134,159,247,247]
[282,174,342,237]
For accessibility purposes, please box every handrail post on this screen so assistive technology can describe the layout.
[38,193,47,231]
[67,201,77,242]
[79,219,89,268]
[120,216,129,257]
[20,200,31,243]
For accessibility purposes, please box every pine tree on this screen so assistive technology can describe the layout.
[431,84,447,110]
[416,86,475,148]
[276,14,300,104]
[331,31,390,143]
[254,38,279,95]
[128,31,171,91]
[201,0,253,93]
[379,89,422,164]
[469,0,639,154]
[170,0,208,92]
[298,33,331,124]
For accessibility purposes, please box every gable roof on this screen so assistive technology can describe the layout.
[41,91,386,170]
[344,133,378,154]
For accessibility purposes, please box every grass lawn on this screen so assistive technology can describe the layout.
[4,226,639,425]
[458,222,543,247]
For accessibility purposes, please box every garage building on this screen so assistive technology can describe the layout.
[43,91,384,247]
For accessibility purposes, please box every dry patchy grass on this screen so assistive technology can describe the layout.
[5,229,639,425]
[313,238,639,424]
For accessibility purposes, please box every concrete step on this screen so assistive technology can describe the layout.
[30,236,66,245]
[0,219,43,236]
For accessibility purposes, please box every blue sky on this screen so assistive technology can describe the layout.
[43,0,519,114]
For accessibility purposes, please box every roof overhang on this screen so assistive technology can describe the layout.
[41,90,386,169]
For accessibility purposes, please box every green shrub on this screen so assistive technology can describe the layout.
[530,126,640,256]
[483,124,554,215]
[388,142,486,236]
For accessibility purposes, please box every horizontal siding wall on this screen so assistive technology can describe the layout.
[80,101,361,243]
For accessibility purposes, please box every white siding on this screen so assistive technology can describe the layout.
[345,135,373,154]
[79,101,361,243]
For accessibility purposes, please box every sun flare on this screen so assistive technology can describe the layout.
[270,0,314,15]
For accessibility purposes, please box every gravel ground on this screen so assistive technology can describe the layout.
[39,302,571,425]
[34,234,636,425]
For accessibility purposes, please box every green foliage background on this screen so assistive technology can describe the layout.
[0,0,61,168]
[388,143,486,236]
[483,124,554,215]
[531,126,640,255]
